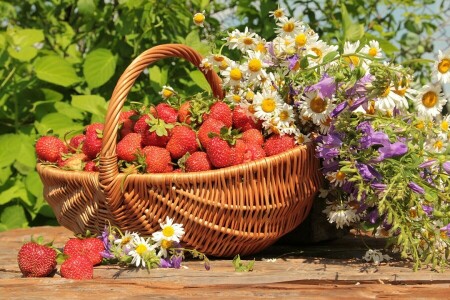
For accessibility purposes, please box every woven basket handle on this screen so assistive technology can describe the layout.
[99,44,223,204]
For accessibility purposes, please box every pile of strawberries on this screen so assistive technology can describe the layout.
[17,234,105,280]
[35,99,297,173]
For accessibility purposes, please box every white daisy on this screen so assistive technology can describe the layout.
[424,133,448,153]
[155,239,174,258]
[271,103,295,128]
[220,61,245,87]
[235,27,258,53]
[272,35,296,58]
[243,50,269,80]
[375,84,409,113]
[253,90,283,120]
[300,90,335,124]
[413,84,447,118]
[326,170,347,187]
[269,7,285,19]
[128,234,155,268]
[114,230,134,250]
[225,89,245,104]
[293,130,311,145]
[294,29,319,50]
[254,36,268,54]
[439,114,450,134]
[361,40,383,59]
[193,10,206,27]
[306,40,339,66]
[433,49,450,84]
[322,200,359,229]
[159,85,176,99]
[224,28,241,50]
[343,41,361,66]
[275,17,304,37]
[318,116,332,134]
[152,216,185,243]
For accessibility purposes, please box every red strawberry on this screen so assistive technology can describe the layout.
[232,106,262,132]
[242,128,264,146]
[263,134,296,157]
[68,134,85,153]
[142,130,171,148]
[206,137,233,168]
[155,103,178,123]
[205,101,232,127]
[64,237,104,266]
[82,123,104,159]
[185,151,212,172]
[60,255,93,280]
[116,132,142,162]
[119,110,137,138]
[143,146,173,173]
[243,143,266,162]
[84,160,98,172]
[58,153,87,171]
[166,125,199,160]
[230,139,247,166]
[17,239,57,277]
[197,118,226,149]
[36,136,68,163]
[178,101,192,124]
[134,114,151,134]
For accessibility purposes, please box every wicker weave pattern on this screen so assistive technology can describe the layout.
[37,44,322,257]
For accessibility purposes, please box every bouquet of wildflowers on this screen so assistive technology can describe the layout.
[197,7,450,269]
[100,217,210,270]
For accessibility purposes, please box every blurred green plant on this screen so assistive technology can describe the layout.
[0,0,447,230]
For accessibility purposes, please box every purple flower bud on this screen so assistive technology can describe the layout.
[443,161,450,174]
[408,181,425,194]
[374,142,408,162]
[441,223,450,237]
[360,131,390,149]
[422,205,433,216]
[287,55,299,71]
[330,101,347,118]
[371,183,387,192]
[356,163,382,182]
[160,256,183,269]
[419,159,437,168]
[367,209,379,224]
[305,74,336,99]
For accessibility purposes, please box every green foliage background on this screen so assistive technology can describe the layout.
[0,0,447,231]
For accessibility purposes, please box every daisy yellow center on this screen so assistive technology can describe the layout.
[219,61,229,70]
[162,89,173,98]
[368,47,378,57]
[273,9,284,18]
[248,58,262,72]
[135,244,148,255]
[438,58,450,74]
[279,110,290,121]
[310,97,327,113]
[245,91,255,101]
[261,98,276,112]
[256,42,267,53]
[441,120,448,132]
[295,33,307,46]
[344,55,360,66]
[162,226,175,237]
[297,135,305,143]
[422,91,438,108]
[394,88,406,96]
[381,86,390,98]
[232,95,241,102]
[335,171,346,181]
[161,239,173,249]
[243,37,254,45]
[213,55,224,62]
[193,13,205,24]
[120,236,132,246]
[311,47,322,58]
[230,68,243,81]
[416,121,425,130]
[283,22,295,33]
[434,140,444,150]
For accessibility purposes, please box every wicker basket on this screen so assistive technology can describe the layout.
[36,44,322,257]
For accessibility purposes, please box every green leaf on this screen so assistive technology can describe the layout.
[37,204,56,219]
[346,24,365,42]
[55,102,85,120]
[189,70,211,92]
[35,112,84,137]
[71,95,107,118]
[77,0,96,15]
[25,171,43,199]
[83,48,117,89]
[7,46,38,62]
[322,51,338,63]
[149,65,162,86]
[0,134,21,167]
[15,134,37,171]
[0,166,12,186]
[42,88,64,102]
[0,204,28,230]
[8,28,44,47]
[232,254,254,272]
[34,55,81,87]
[0,180,28,205]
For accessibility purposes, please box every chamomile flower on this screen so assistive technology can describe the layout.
[413,84,447,118]
[128,235,155,268]
[243,50,269,80]
[272,35,296,58]
[114,230,134,250]
[225,89,245,104]
[254,36,268,53]
[152,216,185,243]
[269,7,285,19]
[253,90,283,120]
[300,90,335,124]
[440,114,450,133]
[224,28,240,49]
[326,170,347,187]
[361,40,382,58]
[343,41,361,67]
[322,200,359,229]
[294,28,319,50]
[159,86,176,99]
[220,61,245,87]
[293,130,311,145]
[432,49,450,84]
[199,57,213,72]
[193,11,206,27]
[307,40,338,66]
[271,103,295,127]
[275,17,304,37]
[424,133,448,153]
[319,117,332,134]
[236,27,258,53]
[155,239,175,258]
[375,84,409,113]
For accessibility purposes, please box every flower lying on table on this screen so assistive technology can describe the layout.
[197,7,450,270]
[100,217,210,270]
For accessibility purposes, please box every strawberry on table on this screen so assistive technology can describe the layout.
[63,236,104,266]
[17,237,57,277]
[60,255,93,280]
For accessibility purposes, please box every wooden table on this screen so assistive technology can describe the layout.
[1,226,450,299]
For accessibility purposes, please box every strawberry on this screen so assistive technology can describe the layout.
[242,128,264,146]
[185,151,212,172]
[68,134,85,153]
[143,146,173,173]
[119,110,137,138]
[155,103,178,123]
[134,114,151,134]
[232,106,262,132]
[17,238,57,277]
[63,237,104,266]
[58,153,87,171]
[178,101,192,124]
[141,115,173,147]
[230,139,247,166]
[116,132,142,162]
[243,143,266,162]
[263,134,296,157]
[206,136,233,168]
[35,136,68,163]
[166,125,199,160]
[197,118,226,149]
[84,160,98,172]
[60,255,93,280]
[205,101,232,127]
[82,123,104,159]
